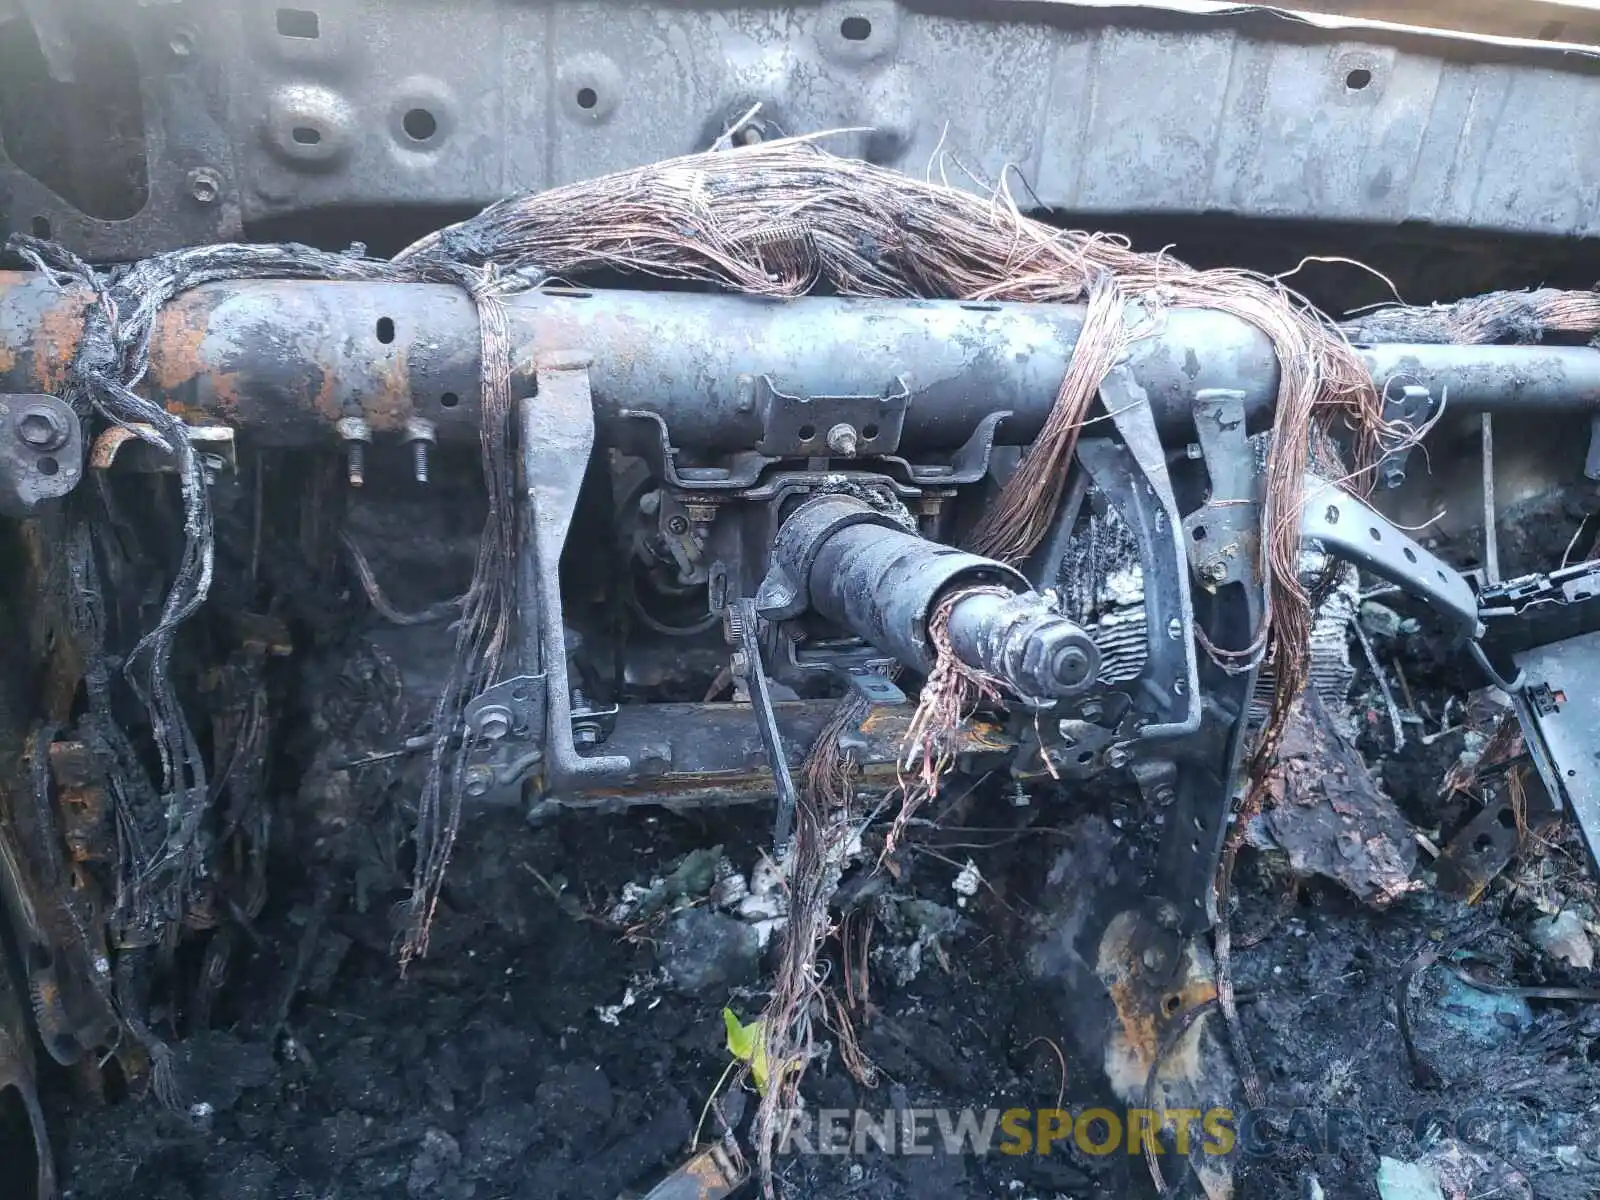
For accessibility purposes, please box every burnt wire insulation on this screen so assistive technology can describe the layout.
[753,689,870,1192]
[7,141,1394,962]
[399,267,519,964]
[2,143,1404,1191]
[7,238,411,942]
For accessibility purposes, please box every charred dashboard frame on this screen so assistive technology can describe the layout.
[2,271,1599,933]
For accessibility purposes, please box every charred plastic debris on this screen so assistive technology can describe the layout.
[1,143,1600,1199]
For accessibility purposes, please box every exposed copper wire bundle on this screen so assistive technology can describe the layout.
[965,272,1134,564]
[403,141,1405,1195]
[752,691,869,1195]
[399,137,1392,805]
[1345,287,1600,345]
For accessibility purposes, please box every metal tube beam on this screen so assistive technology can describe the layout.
[1356,342,1600,412]
[3,273,1600,453]
[0,273,1276,448]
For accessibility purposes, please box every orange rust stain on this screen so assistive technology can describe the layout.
[859,707,1006,754]
[89,425,150,470]
[31,287,93,395]
[59,788,108,864]
[1106,975,1219,1074]
[32,977,59,1011]
[148,299,212,393]
[860,709,910,737]
[207,370,249,421]
[365,343,413,433]
[311,360,340,424]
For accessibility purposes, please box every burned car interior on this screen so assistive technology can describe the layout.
[3,2,1600,1198]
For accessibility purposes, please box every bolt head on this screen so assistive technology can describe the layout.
[1202,560,1228,584]
[665,514,690,535]
[188,168,221,205]
[16,406,66,450]
[1106,745,1130,769]
[474,706,512,741]
[463,767,494,798]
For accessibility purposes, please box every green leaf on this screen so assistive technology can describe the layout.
[722,1006,771,1093]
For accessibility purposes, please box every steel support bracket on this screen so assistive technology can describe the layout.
[523,356,631,787]
[1077,364,1202,740]
[1301,475,1482,639]
[729,597,801,848]
[753,373,909,458]
[0,394,83,517]
[1181,389,1261,591]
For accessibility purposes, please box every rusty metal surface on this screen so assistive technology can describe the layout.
[548,700,1009,811]
[0,271,1277,452]
[5,272,1600,465]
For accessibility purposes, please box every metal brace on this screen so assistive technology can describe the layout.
[464,675,545,744]
[620,407,1011,494]
[1181,389,1261,590]
[1377,383,1431,489]
[0,393,82,516]
[835,668,910,760]
[523,356,631,787]
[728,597,800,848]
[1160,390,1266,931]
[754,374,910,458]
[1300,475,1482,639]
[1081,364,1201,739]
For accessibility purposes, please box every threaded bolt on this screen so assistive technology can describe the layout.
[405,416,436,486]
[336,417,372,487]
